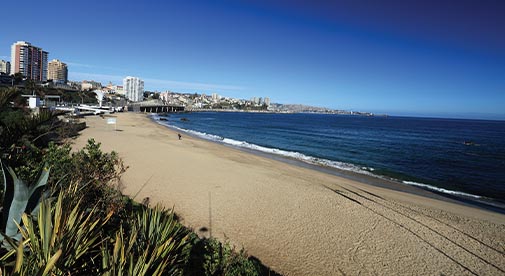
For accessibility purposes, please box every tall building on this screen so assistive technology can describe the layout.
[123,76,144,102]
[212,93,219,102]
[0,60,10,75]
[11,41,48,81]
[47,59,68,83]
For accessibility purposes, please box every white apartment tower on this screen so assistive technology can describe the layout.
[123,76,144,102]
[212,93,219,102]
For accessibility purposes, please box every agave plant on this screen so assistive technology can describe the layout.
[1,187,113,275]
[2,236,61,276]
[0,160,50,245]
[101,205,191,276]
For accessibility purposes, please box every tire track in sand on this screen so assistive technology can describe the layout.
[355,187,505,256]
[342,186,505,275]
[324,185,503,275]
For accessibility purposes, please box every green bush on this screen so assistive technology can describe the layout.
[0,87,62,181]
[184,237,262,276]
[40,139,127,222]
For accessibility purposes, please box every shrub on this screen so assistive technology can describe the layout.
[70,138,126,186]
[40,139,127,220]
[184,237,262,276]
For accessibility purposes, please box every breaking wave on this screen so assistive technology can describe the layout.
[402,181,482,199]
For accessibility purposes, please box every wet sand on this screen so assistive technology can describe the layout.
[72,112,505,276]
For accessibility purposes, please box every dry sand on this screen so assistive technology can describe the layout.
[72,112,505,276]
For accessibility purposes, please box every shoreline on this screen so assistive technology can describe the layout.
[73,112,505,276]
[151,114,505,214]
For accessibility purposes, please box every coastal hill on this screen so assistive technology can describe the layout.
[268,103,376,116]
[155,91,378,116]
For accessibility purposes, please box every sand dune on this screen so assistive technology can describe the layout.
[72,113,505,276]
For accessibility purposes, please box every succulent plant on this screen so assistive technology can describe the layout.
[0,160,50,244]
[101,205,191,275]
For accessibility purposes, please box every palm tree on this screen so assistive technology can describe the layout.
[24,79,46,98]
[12,73,24,86]
[0,87,17,109]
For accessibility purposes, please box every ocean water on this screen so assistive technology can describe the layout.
[154,112,505,208]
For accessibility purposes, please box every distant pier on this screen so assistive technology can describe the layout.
[132,105,184,113]
[128,100,184,113]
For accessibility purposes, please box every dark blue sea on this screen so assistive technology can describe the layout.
[154,112,505,209]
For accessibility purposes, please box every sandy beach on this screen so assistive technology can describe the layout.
[72,112,505,276]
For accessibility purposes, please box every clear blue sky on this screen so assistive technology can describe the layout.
[1,0,504,119]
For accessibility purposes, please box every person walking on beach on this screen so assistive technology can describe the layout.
[178,133,182,140]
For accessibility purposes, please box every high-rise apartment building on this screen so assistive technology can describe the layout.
[212,93,219,102]
[47,59,68,83]
[123,76,144,102]
[0,60,10,75]
[11,41,48,81]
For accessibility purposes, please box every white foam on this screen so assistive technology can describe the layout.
[402,181,482,199]
[222,138,377,176]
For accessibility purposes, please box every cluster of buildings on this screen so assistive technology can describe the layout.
[1,40,145,103]
[2,41,374,115]
[250,96,270,106]
[159,91,271,110]
[2,40,276,109]
[3,42,272,109]
[4,41,67,83]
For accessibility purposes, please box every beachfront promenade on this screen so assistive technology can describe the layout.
[73,113,505,276]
